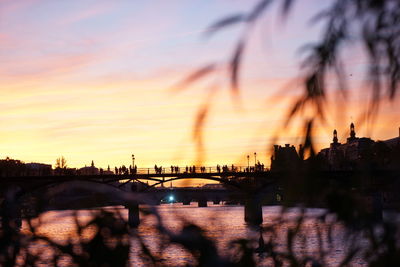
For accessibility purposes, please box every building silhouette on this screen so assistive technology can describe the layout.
[0,157,27,177]
[79,160,99,175]
[318,123,400,170]
[270,144,301,172]
[25,163,52,176]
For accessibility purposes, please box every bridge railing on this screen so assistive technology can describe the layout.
[0,165,269,177]
[120,165,269,175]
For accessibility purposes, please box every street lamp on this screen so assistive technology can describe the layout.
[132,154,135,168]
[247,155,250,171]
[254,152,257,166]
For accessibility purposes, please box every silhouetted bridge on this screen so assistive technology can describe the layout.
[0,170,274,192]
[1,169,399,227]
[0,170,277,226]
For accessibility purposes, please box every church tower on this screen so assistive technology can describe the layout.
[350,123,356,138]
[333,129,338,144]
[330,129,340,148]
[347,122,357,142]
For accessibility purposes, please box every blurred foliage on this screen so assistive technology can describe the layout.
[2,0,400,266]
[0,176,399,267]
[177,0,400,157]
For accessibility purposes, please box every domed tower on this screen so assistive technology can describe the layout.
[330,129,341,148]
[333,129,338,144]
[347,122,357,142]
[350,123,356,139]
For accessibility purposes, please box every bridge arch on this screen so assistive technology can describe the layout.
[12,178,126,201]
[138,176,242,191]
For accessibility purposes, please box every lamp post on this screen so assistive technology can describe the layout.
[132,154,135,168]
[254,152,257,166]
[247,155,250,172]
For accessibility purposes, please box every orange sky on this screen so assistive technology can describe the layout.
[1,0,399,172]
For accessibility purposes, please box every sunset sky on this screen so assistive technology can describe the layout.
[1,0,399,170]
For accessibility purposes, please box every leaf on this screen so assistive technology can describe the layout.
[205,14,245,36]
[338,248,359,267]
[281,0,294,18]
[284,98,305,126]
[172,64,216,92]
[247,0,272,22]
[303,119,316,157]
[193,104,209,141]
[309,10,332,24]
[230,40,245,95]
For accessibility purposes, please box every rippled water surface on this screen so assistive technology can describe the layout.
[21,204,367,266]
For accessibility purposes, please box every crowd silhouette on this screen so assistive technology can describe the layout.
[170,165,180,173]
[108,163,267,175]
[114,165,137,175]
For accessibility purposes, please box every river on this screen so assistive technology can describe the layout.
[20,203,368,266]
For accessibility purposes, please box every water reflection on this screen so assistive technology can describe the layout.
[21,204,366,266]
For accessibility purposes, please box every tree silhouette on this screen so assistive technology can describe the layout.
[55,156,67,169]
[55,156,67,175]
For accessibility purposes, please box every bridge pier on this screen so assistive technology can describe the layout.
[126,204,140,228]
[244,197,263,225]
[198,199,208,207]
[1,186,22,231]
[182,199,191,205]
[370,192,383,222]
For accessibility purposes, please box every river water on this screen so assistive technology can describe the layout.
[20,203,368,266]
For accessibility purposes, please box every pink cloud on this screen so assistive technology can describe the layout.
[58,2,116,26]
[0,52,100,83]
[0,33,14,48]
[0,0,40,15]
